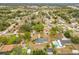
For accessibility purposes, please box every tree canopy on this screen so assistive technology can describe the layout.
[71,36,79,44]
[31,49,47,55]
[23,31,31,41]
[64,30,73,38]
[33,23,44,32]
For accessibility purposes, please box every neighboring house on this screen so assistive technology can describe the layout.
[50,33,63,39]
[70,21,78,28]
[72,50,79,54]
[60,36,72,46]
[56,45,79,55]
[72,44,79,54]
[57,18,65,24]
[0,45,15,54]
[55,47,72,55]
[53,37,72,48]
[62,37,69,40]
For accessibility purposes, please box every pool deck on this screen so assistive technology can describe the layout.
[29,33,52,50]
[30,33,63,50]
[29,41,48,50]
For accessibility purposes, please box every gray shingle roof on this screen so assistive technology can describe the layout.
[60,39,71,46]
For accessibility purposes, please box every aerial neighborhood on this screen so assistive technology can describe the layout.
[0,4,79,55]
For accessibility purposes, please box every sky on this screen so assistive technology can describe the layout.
[0,0,79,3]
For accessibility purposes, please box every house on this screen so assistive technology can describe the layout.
[60,38,71,46]
[72,50,79,54]
[55,46,72,55]
[53,37,72,48]
[0,45,15,54]
[50,33,63,39]
[57,18,65,24]
[56,45,79,55]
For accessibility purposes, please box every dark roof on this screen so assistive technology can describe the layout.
[60,39,71,46]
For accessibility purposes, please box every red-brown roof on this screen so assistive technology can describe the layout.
[0,45,15,52]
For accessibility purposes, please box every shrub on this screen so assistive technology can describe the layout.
[64,30,73,38]
[23,32,31,41]
[7,35,21,44]
[31,49,47,55]
[10,46,27,55]
[0,36,8,44]
[71,36,79,44]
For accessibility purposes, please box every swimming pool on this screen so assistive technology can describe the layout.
[35,38,48,44]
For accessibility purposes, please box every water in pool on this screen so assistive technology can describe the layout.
[35,38,48,43]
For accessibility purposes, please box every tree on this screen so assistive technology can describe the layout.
[64,30,73,38]
[7,35,21,44]
[31,49,47,55]
[0,21,10,31]
[51,43,57,54]
[0,35,21,45]
[24,32,31,41]
[31,15,36,20]
[0,36,8,45]
[20,23,32,32]
[50,27,58,35]
[10,46,27,55]
[71,36,79,44]
[72,11,79,18]
[57,13,71,23]
[33,23,44,32]
[21,48,27,55]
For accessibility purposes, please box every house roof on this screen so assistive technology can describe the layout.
[72,44,79,50]
[0,45,15,52]
[56,47,72,54]
[60,39,71,46]
[56,45,79,55]
[50,33,63,38]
